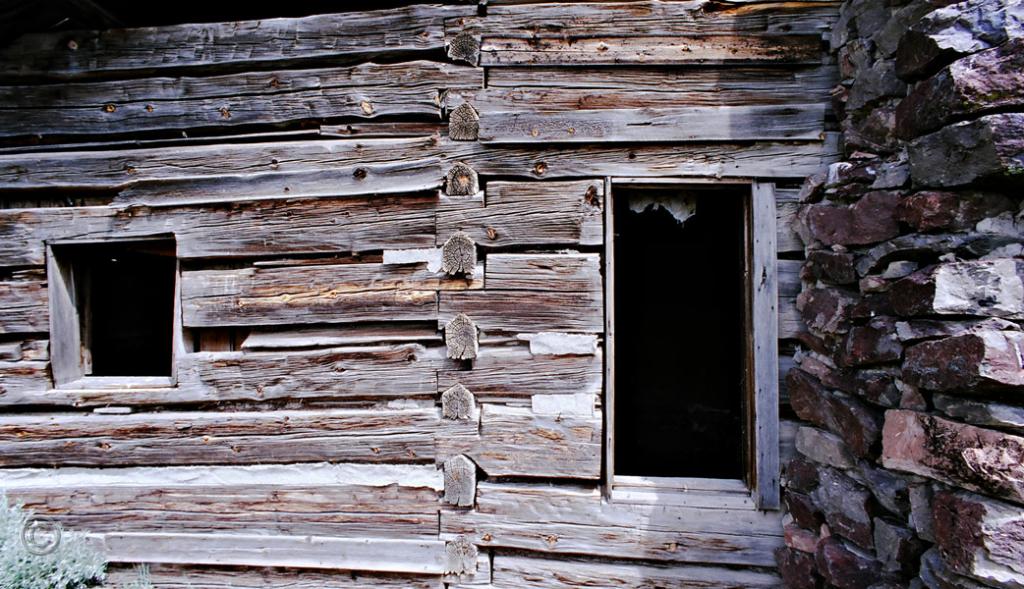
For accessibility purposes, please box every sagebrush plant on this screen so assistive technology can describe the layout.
[0,493,106,589]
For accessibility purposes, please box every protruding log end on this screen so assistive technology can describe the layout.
[445,313,479,360]
[441,383,475,420]
[447,31,481,66]
[445,162,479,197]
[443,454,477,507]
[441,231,477,276]
[444,535,479,575]
[449,102,480,141]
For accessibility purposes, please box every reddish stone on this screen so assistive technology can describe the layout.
[787,490,826,530]
[813,468,877,550]
[785,523,821,553]
[849,293,895,322]
[804,250,858,285]
[777,546,823,589]
[815,537,886,589]
[789,368,884,459]
[801,191,902,247]
[903,331,1024,392]
[798,287,856,335]
[933,490,1024,586]
[895,190,1015,232]
[786,457,821,494]
[797,426,856,469]
[882,410,1024,504]
[891,260,1024,319]
[842,318,903,368]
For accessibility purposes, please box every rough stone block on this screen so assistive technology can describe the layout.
[804,250,858,285]
[797,426,857,469]
[800,191,902,247]
[920,547,993,589]
[815,537,887,589]
[813,467,877,550]
[908,114,1024,187]
[842,318,903,368]
[892,260,1024,319]
[895,0,1024,79]
[902,330,1024,392]
[934,393,1024,434]
[777,546,823,589]
[798,287,857,335]
[787,490,826,530]
[785,523,822,553]
[897,38,1024,138]
[882,410,1024,504]
[789,368,884,459]
[874,518,925,574]
[933,490,1024,588]
[860,461,912,518]
[894,190,1015,232]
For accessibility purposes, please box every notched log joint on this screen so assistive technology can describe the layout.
[447,31,481,66]
[441,231,477,276]
[445,162,480,197]
[441,383,475,420]
[443,454,477,508]
[445,313,479,360]
[448,102,480,141]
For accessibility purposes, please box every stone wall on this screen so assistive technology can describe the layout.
[778,0,1024,587]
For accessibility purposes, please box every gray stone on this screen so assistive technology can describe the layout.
[908,113,1024,188]
[934,393,1024,434]
[814,467,877,549]
[933,491,1024,587]
[797,426,856,469]
[874,518,925,574]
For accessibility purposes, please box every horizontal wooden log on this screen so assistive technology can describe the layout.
[0,62,481,138]
[441,483,784,566]
[182,262,482,328]
[0,193,439,267]
[437,180,603,248]
[437,346,602,403]
[0,408,472,467]
[2,463,442,539]
[0,345,444,408]
[479,35,824,66]
[440,404,602,479]
[105,564,443,589]
[0,362,51,402]
[440,290,603,334]
[0,5,475,79]
[242,324,442,350]
[0,339,49,362]
[478,104,826,143]
[0,136,437,190]
[90,532,447,574]
[444,133,842,180]
[484,253,601,292]
[491,554,782,588]
[0,279,49,334]
[453,1,839,37]
[482,65,837,98]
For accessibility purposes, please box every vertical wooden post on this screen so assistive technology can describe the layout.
[751,180,780,510]
[603,177,616,497]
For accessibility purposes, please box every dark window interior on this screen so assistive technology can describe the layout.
[613,187,747,479]
[61,240,176,377]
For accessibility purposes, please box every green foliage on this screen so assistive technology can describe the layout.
[0,494,106,589]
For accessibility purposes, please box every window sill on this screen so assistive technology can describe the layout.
[56,376,176,391]
[610,475,757,510]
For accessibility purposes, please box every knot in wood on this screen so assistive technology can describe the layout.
[441,383,475,420]
[448,103,480,142]
[443,454,477,507]
[445,162,479,196]
[444,535,478,575]
[445,313,478,360]
[441,231,477,276]
[447,31,481,66]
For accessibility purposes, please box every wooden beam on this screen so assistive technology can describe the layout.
[751,181,780,510]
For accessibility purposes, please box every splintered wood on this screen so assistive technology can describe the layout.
[0,0,839,583]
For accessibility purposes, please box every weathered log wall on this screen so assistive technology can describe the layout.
[0,1,843,586]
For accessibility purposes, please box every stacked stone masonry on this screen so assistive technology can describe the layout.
[780,0,1024,587]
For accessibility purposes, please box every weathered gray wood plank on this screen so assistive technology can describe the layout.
[484,253,601,292]
[439,404,602,479]
[442,133,842,180]
[751,181,780,510]
[0,408,472,467]
[0,362,51,402]
[0,194,439,267]
[241,324,442,350]
[478,105,826,143]
[483,65,836,97]
[451,1,839,37]
[0,5,475,79]
[439,290,603,334]
[105,564,444,589]
[0,62,481,138]
[479,35,824,66]
[2,463,442,539]
[437,346,602,403]
[0,136,437,190]
[491,554,782,588]
[182,262,481,328]
[0,280,49,334]
[441,483,784,566]
[90,532,447,574]
[436,180,603,248]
